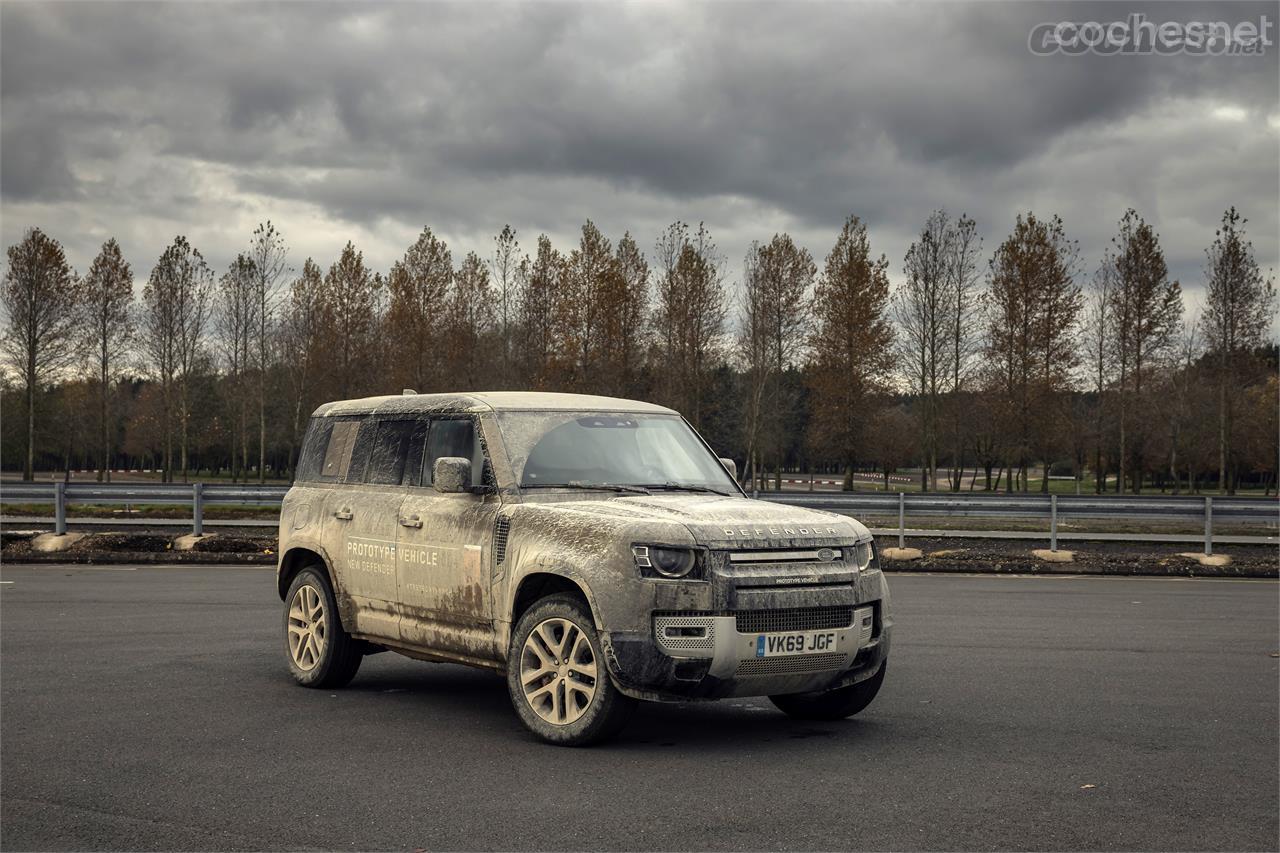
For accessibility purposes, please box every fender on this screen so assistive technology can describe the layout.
[279,538,358,633]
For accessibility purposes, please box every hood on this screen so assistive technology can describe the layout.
[521,492,869,549]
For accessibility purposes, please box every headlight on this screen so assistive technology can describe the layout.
[632,545,698,579]
[854,541,874,571]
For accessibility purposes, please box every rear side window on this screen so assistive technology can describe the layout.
[295,416,362,483]
[322,420,362,480]
[296,414,363,481]
[296,418,332,482]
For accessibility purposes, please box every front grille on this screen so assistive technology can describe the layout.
[735,606,854,634]
[728,548,844,564]
[736,652,846,676]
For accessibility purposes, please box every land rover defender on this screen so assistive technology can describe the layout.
[277,391,891,745]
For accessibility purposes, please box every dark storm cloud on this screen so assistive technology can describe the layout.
[1,0,1276,316]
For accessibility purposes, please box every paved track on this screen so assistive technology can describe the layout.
[1,565,1276,851]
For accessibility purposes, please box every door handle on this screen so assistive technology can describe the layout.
[399,514,423,529]
[333,508,353,521]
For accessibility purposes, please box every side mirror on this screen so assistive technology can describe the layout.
[719,457,738,482]
[433,457,471,494]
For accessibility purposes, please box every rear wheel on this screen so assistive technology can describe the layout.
[507,594,635,746]
[770,662,886,721]
[284,566,362,688]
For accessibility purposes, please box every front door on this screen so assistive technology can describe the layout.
[395,415,501,663]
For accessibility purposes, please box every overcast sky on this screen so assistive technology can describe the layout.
[2,0,1277,326]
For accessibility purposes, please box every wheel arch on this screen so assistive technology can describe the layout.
[278,545,337,601]
[509,571,600,629]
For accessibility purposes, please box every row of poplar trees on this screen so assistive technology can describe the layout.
[1,208,1275,493]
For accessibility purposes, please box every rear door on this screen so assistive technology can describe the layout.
[318,416,410,642]
[395,415,501,663]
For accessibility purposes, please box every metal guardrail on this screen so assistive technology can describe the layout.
[1,482,1276,553]
[757,492,1277,555]
[0,482,288,537]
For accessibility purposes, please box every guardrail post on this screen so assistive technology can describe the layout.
[1050,494,1058,552]
[55,481,67,535]
[898,491,905,549]
[192,483,204,537]
[1204,495,1212,556]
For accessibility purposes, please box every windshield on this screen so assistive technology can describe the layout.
[495,412,739,493]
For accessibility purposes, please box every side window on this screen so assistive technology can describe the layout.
[403,419,432,487]
[365,420,418,485]
[423,417,488,486]
[320,419,361,481]
[343,419,379,483]
[295,418,333,482]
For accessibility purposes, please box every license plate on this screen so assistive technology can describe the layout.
[754,630,838,658]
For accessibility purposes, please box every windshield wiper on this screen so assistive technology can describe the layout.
[638,482,731,496]
[522,483,651,495]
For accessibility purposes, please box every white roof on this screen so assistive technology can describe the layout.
[313,391,677,417]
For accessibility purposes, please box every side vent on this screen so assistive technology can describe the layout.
[493,515,511,564]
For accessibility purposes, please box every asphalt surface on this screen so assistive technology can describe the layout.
[1,566,1276,852]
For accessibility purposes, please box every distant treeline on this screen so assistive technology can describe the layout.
[1,207,1276,494]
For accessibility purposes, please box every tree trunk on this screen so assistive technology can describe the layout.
[101,371,110,484]
[25,372,35,481]
[1217,361,1227,494]
[259,371,267,485]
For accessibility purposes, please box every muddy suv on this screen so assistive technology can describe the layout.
[277,392,891,745]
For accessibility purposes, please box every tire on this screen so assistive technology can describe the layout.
[506,593,636,746]
[283,565,362,688]
[769,661,886,721]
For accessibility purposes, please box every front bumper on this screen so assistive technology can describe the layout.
[601,557,892,701]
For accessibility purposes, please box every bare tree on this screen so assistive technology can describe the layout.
[984,213,1082,492]
[322,243,382,400]
[1165,315,1201,494]
[386,227,452,392]
[1203,207,1276,494]
[946,214,982,490]
[281,259,327,472]
[806,215,894,488]
[739,243,768,489]
[446,251,497,388]
[142,237,212,482]
[1108,209,1182,493]
[216,254,258,481]
[517,235,563,388]
[248,222,288,482]
[490,225,521,380]
[866,405,916,491]
[612,233,650,397]
[559,221,614,389]
[1,228,78,480]
[896,211,954,491]
[1083,254,1116,493]
[78,239,135,482]
[740,234,814,490]
[652,222,727,427]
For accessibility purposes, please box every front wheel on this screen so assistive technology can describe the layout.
[283,566,362,688]
[506,594,636,746]
[770,662,886,721]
